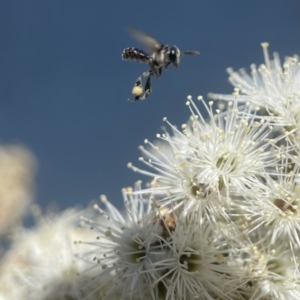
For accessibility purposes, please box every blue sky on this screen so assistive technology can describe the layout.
[1,0,300,210]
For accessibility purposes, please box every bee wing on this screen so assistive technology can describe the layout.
[182,50,200,56]
[127,27,162,53]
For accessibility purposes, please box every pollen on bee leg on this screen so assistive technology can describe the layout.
[132,85,143,96]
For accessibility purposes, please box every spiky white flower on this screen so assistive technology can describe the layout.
[0,209,92,300]
[236,240,300,300]
[154,210,247,300]
[129,98,275,223]
[79,182,166,300]
[209,43,300,131]
[234,143,300,255]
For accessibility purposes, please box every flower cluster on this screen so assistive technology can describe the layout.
[77,44,300,299]
[0,208,100,300]
[1,43,300,300]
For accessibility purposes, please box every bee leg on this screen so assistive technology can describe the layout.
[158,67,162,78]
[164,61,171,69]
[128,71,152,102]
[149,66,158,78]
[140,73,152,100]
[128,95,141,102]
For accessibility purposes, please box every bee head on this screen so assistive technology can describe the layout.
[169,45,181,68]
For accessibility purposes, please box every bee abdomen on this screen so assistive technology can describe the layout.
[122,47,150,63]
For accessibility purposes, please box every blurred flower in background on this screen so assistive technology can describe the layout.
[0,144,36,239]
[0,208,99,300]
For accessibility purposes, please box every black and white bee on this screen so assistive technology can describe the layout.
[122,27,200,101]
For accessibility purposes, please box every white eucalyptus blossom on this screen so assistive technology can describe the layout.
[247,168,300,246]
[236,239,300,300]
[209,43,300,131]
[79,182,166,300]
[154,210,247,300]
[128,97,275,227]
[0,209,92,300]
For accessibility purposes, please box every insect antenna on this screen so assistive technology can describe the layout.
[182,50,200,56]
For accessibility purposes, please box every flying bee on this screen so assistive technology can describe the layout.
[122,27,200,101]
